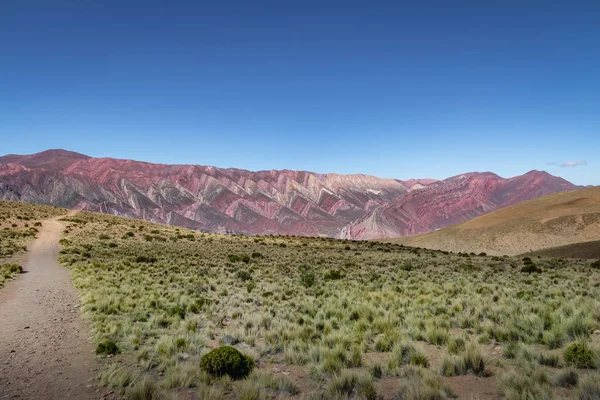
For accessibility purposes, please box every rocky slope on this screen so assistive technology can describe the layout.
[341,171,580,239]
[0,150,581,237]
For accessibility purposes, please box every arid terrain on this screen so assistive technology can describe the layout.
[0,150,580,238]
[2,199,600,399]
[388,187,600,256]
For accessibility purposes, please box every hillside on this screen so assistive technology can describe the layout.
[522,240,600,260]
[0,150,580,238]
[388,187,600,256]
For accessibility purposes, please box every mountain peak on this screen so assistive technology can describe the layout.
[0,149,90,171]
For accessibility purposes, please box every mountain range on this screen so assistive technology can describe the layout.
[0,149,581,238]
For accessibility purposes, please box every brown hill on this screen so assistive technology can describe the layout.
[521,240,600,260]
[387,187,600,256]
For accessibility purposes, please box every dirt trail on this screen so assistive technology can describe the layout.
[0,214,103,399]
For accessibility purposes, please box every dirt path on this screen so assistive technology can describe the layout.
[0,215,103,399]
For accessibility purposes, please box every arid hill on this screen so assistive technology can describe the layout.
[522,240,600,260]
[387,187,600,256]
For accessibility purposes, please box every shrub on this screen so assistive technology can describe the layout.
[199,346,254,379]
[521,264,542,273]
[591,260,600,269]
[96,340,119,355]
[564,342,596,369]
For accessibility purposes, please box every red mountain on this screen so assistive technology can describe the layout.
[340,170,580,239]
[0,150,581,238]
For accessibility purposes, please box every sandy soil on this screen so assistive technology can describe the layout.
[0,215,106,399]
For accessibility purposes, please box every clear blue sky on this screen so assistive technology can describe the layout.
[1,0,598,185]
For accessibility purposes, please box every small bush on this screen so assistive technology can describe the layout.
[591,260,600,269]
[199,346,254,379]
[521,264,542,273]
[564,342,596,369]
[96,340,119,355]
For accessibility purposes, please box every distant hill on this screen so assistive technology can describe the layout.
[341,170,580,239]
[386,187,600,256]
[0,149,582,237]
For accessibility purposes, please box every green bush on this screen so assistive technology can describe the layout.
[521,264,542,273]
[199,346,254,379]
[591,260,600,269]
[564,342,596,369]
[96,340,119,355]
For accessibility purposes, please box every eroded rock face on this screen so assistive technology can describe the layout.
[0,150,579,238]
[340,171,580,239]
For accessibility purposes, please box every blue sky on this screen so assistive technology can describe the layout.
[1,1,598,185]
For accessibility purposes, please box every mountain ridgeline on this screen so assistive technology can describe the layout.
[0,149,581,238]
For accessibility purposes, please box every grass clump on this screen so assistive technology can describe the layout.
[554,367,578,388]
[498,369,554,400]
[389,341,430,369]
[462,342,485,375]
[399,367,456,400]
[577,373,600,400]
[199,346,254,379]
[325,370,377,400]
[439,354,466,377]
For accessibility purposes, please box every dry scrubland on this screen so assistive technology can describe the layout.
[51,211,600,400]
[0,201,66,286]
[390,187,600,257]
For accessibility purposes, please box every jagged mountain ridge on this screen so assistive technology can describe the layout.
[0,150,581,237]
[340,170,580,239]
